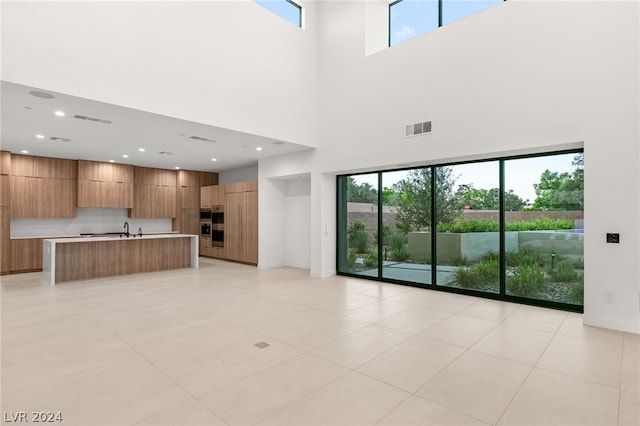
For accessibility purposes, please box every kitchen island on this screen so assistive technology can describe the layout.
[43,234,198,284]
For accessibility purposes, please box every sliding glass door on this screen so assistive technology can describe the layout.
[337,150,584,312]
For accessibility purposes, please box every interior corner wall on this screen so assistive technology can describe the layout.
[308,0,638,332]
[285,177,311,269]
[1,0,318,146]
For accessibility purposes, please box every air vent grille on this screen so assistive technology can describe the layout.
[405,121,432,137]
[74,114,112,124]
[157,151,174,155]
[50,136,71,142]
[188,135,216,143]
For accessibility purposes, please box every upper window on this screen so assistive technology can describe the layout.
[255,0,302,28]
[389,0,504,46]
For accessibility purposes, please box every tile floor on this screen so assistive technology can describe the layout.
[1,258,638,425]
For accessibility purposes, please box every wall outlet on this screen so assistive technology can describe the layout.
[605,291,615,303]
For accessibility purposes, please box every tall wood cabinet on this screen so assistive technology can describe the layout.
[0,151,10,274]
[9,155,76,218]
[224,182,258,265]
[77,160,134,208]
[174,170,218,235]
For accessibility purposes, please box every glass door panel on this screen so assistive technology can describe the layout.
[341,174,380,278]
[504,154,584,305]
[435,162,500,293]
[382,168,431,285]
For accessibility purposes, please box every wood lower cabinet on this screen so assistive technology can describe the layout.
[1,207,9,274]
[225,190,258,265]
[10,238,44,272]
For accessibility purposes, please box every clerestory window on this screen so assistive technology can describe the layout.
[254,0,302,28]
[389,0,505,46]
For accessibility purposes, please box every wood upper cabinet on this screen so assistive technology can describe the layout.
[225,188,258,265]
[199,172,218,187]
[130,167,177,218]
[77,160,134,208]
[10,155,77,218]
[200,185,224,207]
[1,151,11,175]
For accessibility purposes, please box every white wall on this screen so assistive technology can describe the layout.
[260,0,639,332]
[219,165,259,184]
[11,208,171,238]
[285,176,311,269]
[1,1,318,147]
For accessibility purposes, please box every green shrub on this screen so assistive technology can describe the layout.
[437,218,574,233]
[452,267,477,289]
[348,220,366,245]
[391,247,410,261]
[552,260,579,282]
[388,232,407,251]
[566,279,584,304]
[507,264,547,296]
[475,258,499,283]
[350,230,370,254]
[452,255,470,267]
[375,224,392,247]
[347,249,358,270]
[364,250,378,268]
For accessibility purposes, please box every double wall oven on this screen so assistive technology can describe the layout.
[200,206,224,248]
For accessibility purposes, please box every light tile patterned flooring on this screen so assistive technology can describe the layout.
[1,258,638,425]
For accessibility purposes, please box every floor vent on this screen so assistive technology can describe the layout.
[405,121,432,137]
[74,114,112,124]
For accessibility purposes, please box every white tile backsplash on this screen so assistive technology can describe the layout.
[10,208,172,238]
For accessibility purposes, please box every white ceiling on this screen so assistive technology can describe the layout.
[1,81,314,172]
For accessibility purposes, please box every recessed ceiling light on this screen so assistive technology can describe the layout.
[54,110,66,117]
[36,134,45,139]
[109,160,115,163]
[21,150,29,154]
[138,148,145,152]
[211,158,217,162]
[256,147,263,151]
[174,166,180,170]
[122,154,128,158]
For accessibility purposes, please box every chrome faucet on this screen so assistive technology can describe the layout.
[138,227,142,237]
[124,221,130,237]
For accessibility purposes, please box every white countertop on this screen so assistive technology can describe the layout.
[44,233,196,243]
[12,231,180,240]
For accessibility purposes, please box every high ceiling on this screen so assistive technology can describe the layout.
[1,81,313,172]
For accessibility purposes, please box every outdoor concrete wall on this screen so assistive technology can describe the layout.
[408,231,519,263]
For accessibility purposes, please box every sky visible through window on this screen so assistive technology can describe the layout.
[255,0,301,27]
[352,154,578,206]
[390,0,504,46]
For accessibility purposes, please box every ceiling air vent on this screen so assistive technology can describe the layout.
[188,135,216,143]
[405,121,432,137]
[74,114,112,124]
[157,151,174,155]
[50,136,71,142]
